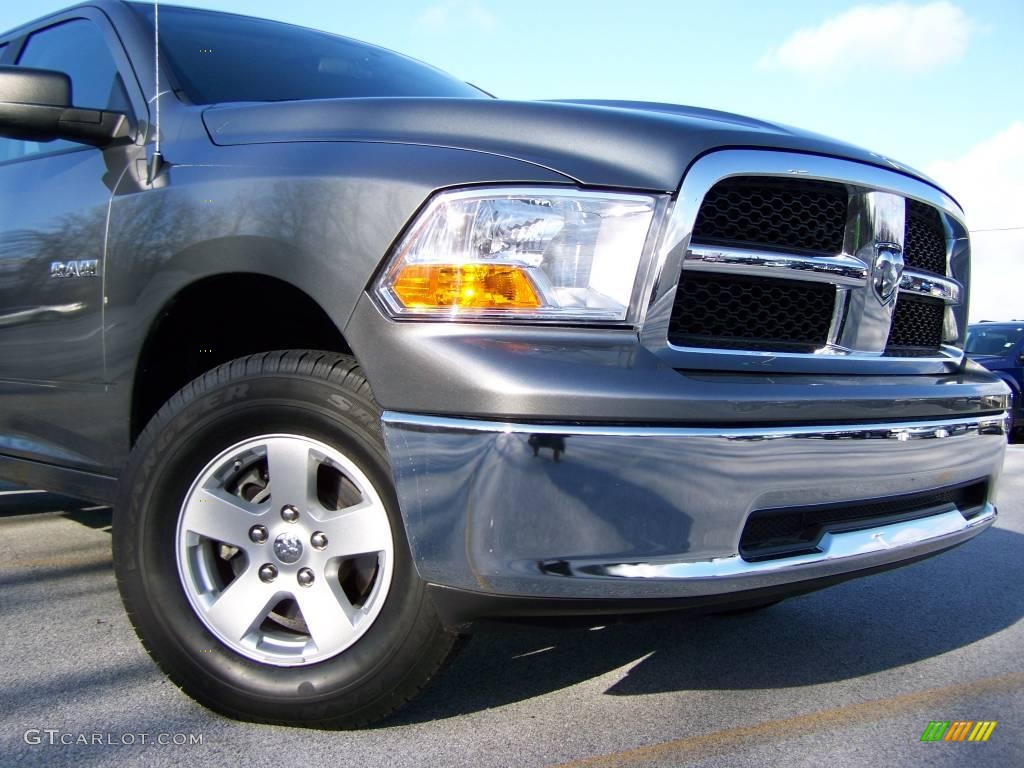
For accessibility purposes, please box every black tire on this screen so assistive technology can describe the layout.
[112,350,460,728]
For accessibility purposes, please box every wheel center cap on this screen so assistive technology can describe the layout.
[273,532,303,564]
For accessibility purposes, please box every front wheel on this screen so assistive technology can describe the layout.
[113,351,460,727]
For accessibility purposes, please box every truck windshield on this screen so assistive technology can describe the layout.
[965,326,1024,355]
[132,4,487,105]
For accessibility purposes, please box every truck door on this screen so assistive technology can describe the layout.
[0,13,144,472]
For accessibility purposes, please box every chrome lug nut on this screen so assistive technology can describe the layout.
[249,525,269,544]
[310,532,328,550]
[297,568,315,587]
[258,563,278,583]
[281,505,300,523]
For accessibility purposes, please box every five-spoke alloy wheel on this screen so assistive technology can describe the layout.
[113,351,460,727]
[176,434,395,666]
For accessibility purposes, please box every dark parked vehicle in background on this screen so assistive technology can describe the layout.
[967,322,1024,441]
[0,1,1010,727]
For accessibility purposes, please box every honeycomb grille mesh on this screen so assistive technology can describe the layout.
[692,177,848,254]
[904,200,947,275]
[887,295,945,351]
[669,273,836,352]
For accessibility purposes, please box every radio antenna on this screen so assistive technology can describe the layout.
[147,0,165,183]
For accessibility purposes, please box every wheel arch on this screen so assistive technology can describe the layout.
[130,271,353,443]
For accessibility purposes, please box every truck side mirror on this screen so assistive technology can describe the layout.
[0,65,131,148]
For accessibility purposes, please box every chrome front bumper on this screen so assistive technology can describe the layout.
[381,412,1007,601]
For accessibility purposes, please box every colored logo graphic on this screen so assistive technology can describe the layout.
[920,721,997,742]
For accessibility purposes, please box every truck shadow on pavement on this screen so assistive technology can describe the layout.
[391,526,1024,725]
[3,489,1019,730]
[0,485,104,519]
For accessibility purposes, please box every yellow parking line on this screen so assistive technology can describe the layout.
[549,672,1022,768]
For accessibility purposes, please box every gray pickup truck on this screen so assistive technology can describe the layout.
[0,1,1009,728]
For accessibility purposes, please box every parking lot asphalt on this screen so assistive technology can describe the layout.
[2,450,1022,767]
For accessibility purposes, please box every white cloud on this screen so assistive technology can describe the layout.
[926,123,1024,322]
[964,229,1024,322]
[418,1,497,32]
[759,2,971,77]
[927,122,1024,230]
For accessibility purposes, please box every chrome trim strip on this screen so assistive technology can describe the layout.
[595,506,996,581]
[684,245,868,286]
[900,270,962,303]
[661,340,966,364]
[826,288,850,345]
[684,199,961,349]
[382,411,1008,440]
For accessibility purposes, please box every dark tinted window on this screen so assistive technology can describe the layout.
[0,44,8,60]
[966,326,1024,355]
[19,19,131,112]
[2,19,131,161]
[134,5,485,104]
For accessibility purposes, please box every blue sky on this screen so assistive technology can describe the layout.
[3,1,1023,318]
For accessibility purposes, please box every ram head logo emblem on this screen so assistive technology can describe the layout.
[873,247,905,305]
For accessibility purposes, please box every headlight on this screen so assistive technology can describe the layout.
[374,187,665,323]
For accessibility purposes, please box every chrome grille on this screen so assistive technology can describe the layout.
[649,151,968,370]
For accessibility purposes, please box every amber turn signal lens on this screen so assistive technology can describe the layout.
[391,264,542,310]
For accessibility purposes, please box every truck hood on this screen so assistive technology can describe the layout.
[201,98,943,193]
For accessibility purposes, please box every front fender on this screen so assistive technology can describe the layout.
[102,140,570,457]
